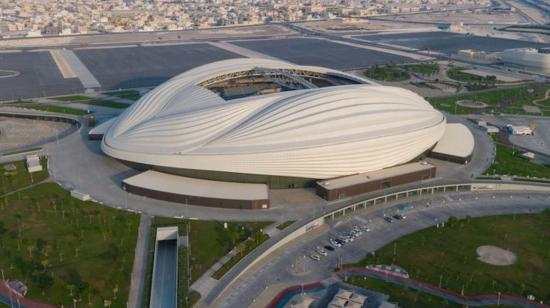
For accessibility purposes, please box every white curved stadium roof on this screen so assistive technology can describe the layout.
[102,58,446,179]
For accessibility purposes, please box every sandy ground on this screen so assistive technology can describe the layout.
[0,117,71,153]
[476,245,517,266]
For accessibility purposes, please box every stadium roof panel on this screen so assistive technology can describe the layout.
[101,58,447,179]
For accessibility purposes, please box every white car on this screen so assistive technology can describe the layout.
[316,246,328,256]
[310,254,321,261]
[330,238,342,247]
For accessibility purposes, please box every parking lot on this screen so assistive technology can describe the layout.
[74,43,242,89]
[0,51,84,101]
[355,31,550,54]
[217,192,550,308]
[232,38,411,70]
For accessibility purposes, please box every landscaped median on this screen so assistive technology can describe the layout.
[142,218,271,308]
[429,82,550,115]
[52,95,130,109]
[447,66,497,91]
[363,63,440,82]
[103,90,143,101]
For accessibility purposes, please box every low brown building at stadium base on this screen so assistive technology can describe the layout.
[122,170,270,210]
[316,162,436,201]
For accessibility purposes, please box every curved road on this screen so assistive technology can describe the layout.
[207,191,550,307]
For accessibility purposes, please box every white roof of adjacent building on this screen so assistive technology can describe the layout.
[123,170,268,201]
[102,58,446,179]
[431,123,474,158]
[88,117,117,136]
[317,162,434,190]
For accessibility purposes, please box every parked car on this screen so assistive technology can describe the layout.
[360,225,370,232]
[330,238,342,247]
[384,216,393,223]
[310,254,321,261]
[316,246,328,256]
[393,214,406,220]
[324,245,335,251]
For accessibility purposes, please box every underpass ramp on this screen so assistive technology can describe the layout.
[150,226,178,308]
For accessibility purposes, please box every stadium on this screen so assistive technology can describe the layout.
[91,58,471,208]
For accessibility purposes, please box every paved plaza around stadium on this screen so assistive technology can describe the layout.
[74,43,242,89]
[232,38,411,69]
[355,31,550,54]
[0,51,83,100]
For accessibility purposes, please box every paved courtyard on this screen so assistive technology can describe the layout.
[0,51,83,100]
[74,44,242,89]
[232,38,411,70]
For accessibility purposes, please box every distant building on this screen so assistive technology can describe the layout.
[506,124,533,135]
[502,48,550,74]
[26,154,43,173]
[454,49,499,63]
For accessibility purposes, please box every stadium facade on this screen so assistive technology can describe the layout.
[98,58,447,191]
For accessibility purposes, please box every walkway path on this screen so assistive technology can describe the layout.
[191,249,238,296]
[192,221,280,296]
[533,89,550,108]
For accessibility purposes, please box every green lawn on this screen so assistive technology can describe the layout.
[428,83,550,116]
[364,66,410,82]
[447,67,496,83]
[81,99,129,109]
[485,137,550,178]
[346,212,550,303]
[0,182,139,307]
[347,277,460,308]
[178,248,201,308]
[52,95,92,102]
[51,95,129,109]
[447,67,497,91]
[142,218,271,307]
[103,90,142,101]
[6,102,89,116]
[211,231,269,279]
[1,159,49,195]
[401,63,440,75]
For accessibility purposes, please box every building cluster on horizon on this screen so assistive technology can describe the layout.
[0,0,490,38]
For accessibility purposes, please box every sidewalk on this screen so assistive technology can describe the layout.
[191,249,238,296]
[192,221,280,297]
